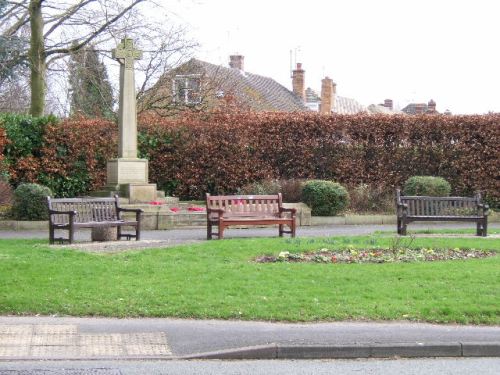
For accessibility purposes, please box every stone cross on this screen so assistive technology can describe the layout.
[112,38,142,158]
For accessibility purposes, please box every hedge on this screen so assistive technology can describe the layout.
[1,112,499,208]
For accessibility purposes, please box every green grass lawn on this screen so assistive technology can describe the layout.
[0,235,498,324]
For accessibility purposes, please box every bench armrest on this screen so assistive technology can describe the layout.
[49,209,77,216]
[48,209,76,225]
[280,207,297,217]
[207,207,225,217]
[117,207,143,221]
[396,203,408,216]
[117,207,144,214]
[478,203,490,216]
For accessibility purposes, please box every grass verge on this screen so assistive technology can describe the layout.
[0,235,498,324]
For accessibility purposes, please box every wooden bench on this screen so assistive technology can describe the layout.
[396,189,489,236]
[47,196,143,244]
[206,193,297,239]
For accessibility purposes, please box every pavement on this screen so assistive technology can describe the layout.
[0,223,499,360]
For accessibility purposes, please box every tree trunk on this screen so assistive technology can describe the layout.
[29,0,45,116]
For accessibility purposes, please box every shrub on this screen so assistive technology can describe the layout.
[280,179,305,203]
[238,178,304,202]
[0,113,56,160]
[0,178,13,206]
[238,179,281,195]
[0,179,14,219]
[403,176,451,197]
[11,183,52,220]
[347,183,394,213]
[302,180,349,216]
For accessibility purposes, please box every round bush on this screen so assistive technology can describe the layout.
[403,176,451,197]
[302,180,349,216]
[11,183,52,220]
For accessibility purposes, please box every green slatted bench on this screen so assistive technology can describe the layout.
[47,195,143,244]
[396,189,489,236]
[206,193,297,240]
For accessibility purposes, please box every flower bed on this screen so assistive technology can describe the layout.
[255,248,495,264]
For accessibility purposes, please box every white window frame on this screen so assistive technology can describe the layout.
[172,74,202,105]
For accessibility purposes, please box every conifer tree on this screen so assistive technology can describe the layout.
[68,45,114,118]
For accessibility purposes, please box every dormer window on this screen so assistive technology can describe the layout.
[173,74,201,105]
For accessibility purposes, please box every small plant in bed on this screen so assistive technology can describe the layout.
[255,248,495,264]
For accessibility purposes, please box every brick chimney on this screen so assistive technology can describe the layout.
[291,63,305,101]
[415,103,426,114]
[229,55,244,71]
[319,77,336,115]
[428,99,436,112]
[384,99,393,110]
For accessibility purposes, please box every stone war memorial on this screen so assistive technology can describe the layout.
[103,37,162,203]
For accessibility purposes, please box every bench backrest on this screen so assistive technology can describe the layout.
[206,194,283,217]
[396,190,481,217]
[47,197,119,224]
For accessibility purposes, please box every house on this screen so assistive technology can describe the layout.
[139,55,308,114]
[401,99,439,114]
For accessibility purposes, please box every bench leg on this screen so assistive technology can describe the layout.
[68,228,74,244]
[476,222,482,236]
[279,224,284,237]
[401,221,407,236]
[397,219,402,235]
[207,222,213,240]
[476,220,488,237]
[219,223,225,239]
[49,225,55,244]
[136,222,141,241]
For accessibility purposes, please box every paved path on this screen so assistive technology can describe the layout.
[1,223,498,244]
[0,316,499,360]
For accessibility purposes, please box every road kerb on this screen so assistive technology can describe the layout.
[184,342,500,360]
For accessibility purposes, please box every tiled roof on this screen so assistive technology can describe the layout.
[333,96,366,114]
[305,88,367,114]
[367,104,402,114]
[186,59,308,112]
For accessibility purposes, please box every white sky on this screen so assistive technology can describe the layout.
[165,0,500,114]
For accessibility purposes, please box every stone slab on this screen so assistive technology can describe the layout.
[106,158,148,185]
[369,342,462,358]
[0,324,171,360]
[278,344,371,359]
[91,227,118,242]
[462,342,500,357]
[311,216,346,225]
[123,183,158,203]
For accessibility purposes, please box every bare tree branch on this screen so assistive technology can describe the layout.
[43,0,96,37]
[45,0,146,57]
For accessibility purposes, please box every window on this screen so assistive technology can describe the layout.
[173,75,201,105]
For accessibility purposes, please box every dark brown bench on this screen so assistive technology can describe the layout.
[396,189,489,236]
[206,193,296,239]
[47,196,143,244]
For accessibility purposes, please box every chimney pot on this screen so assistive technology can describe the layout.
[292,63,305,101]
[384,99,393,110]
[320,77,335,115]
[229,55,244,71]
[428,99,436,112]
